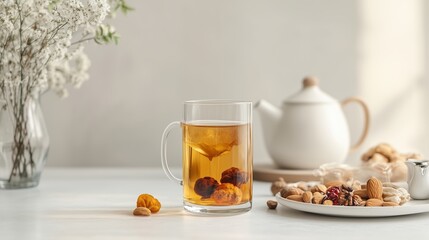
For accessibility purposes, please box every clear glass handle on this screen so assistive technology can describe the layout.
[160,121,183,185]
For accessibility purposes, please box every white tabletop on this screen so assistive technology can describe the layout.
[1,168,428,240]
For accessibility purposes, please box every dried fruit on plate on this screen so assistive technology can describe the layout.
[325,186,341,205]
[276,177,410,207]
[136,194,161,213]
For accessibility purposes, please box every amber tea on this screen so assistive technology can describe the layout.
[182,122,252,206]
[161,100,252,214]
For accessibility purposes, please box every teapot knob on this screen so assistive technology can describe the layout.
[303,76,319,88]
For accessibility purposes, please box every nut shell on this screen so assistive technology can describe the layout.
[384,195,401,204]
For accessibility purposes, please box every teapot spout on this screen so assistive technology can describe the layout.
[254,99,282,145]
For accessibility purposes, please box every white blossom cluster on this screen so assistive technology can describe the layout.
[0,0,118,101]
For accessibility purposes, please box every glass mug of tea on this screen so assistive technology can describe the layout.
[161,100,253,214]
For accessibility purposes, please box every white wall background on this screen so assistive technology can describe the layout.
[42,0,429,168]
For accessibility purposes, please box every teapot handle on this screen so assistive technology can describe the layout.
[341,97,370,151]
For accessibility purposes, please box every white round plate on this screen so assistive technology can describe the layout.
[276,193,429,217]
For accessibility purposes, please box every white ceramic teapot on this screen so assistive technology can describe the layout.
[255,76,370,169]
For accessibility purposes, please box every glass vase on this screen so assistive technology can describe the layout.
[0,95,49,189]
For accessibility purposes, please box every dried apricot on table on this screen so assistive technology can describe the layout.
[136,194,161,213]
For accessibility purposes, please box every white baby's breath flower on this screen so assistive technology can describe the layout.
[0,0,127,100]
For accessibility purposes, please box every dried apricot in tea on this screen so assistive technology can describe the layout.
[194,177,219,198]
[212,183,242,205]
[136,194,161,213]
[220,167,248,187]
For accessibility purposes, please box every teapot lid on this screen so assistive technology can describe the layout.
[284,76,336,104]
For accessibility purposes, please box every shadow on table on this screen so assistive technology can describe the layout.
[47,206,187,219]
[47,205,253,218]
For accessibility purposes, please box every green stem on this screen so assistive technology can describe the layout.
[71,37,95,46]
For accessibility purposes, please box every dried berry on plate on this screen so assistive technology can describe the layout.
[136,194,161,213]
[194,177,219,198]
[325,186,341,205]
[212,183,242,205]
[220,167,248,187]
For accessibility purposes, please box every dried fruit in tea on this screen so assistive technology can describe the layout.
[136,194,161,213]
[220,167,248,187]
[212,183,242,205]
[194,177,220,198]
